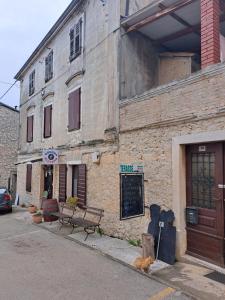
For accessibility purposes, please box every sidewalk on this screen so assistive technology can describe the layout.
[16,208,225,300]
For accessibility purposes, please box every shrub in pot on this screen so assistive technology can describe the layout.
[32,211,42,224]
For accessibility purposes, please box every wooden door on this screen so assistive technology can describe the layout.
[186,143,224,266]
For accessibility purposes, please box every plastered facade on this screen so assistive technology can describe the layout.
[17,0,120,206]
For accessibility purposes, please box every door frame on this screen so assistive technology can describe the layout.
[172,130,225,262]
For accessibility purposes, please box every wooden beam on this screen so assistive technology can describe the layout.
[126,0,198,33]
[154,12,225,45]
[158,3,200,36]
[155,24,200,44]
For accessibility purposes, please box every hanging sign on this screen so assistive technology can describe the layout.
[42,149,59,165]
[120,164,144,174]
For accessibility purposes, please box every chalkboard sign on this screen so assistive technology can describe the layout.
[120,174,144,220]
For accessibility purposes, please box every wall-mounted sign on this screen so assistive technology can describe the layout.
[42,149,59,165]
[120,173,144,220]
[120,164,144,173]
[199,145,206,152]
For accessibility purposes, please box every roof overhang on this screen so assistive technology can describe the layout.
[121,0,225,53]
[14,0,83,80]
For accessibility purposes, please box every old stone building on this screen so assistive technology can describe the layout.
[0,102,19,199]
[15,0,225,268]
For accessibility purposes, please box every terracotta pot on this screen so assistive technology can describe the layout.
[32,215,42,224]
[28,206,37,214]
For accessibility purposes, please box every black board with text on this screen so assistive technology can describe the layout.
[120,173,144,220]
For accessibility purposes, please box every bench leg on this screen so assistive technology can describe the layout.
[84,227,96,241]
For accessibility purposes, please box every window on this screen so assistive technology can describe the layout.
[45,51,53,82]
[29,70,35,96]
[72,164,86,207]
[70,18,82,61]
[26,164,32,192]
[44,105,52,138]
[27,115,34,143]
[68,88,81,131]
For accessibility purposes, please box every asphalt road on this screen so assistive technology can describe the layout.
[0,210,191,300]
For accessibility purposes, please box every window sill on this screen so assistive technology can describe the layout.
[67,128,81,133]
[45,77,53,83]
[69,52,81,63]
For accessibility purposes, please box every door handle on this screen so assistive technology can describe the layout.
[218,184,225,189]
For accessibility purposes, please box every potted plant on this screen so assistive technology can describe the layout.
[28,204,37,214]
[32,210,42,224]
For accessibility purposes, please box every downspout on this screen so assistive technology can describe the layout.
[125,0,129,16]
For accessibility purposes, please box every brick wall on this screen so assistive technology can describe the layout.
[201,0,220,68]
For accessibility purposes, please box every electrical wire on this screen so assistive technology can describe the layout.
[0,80,18,100]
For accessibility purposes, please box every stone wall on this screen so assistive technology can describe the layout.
[0,106,19,188]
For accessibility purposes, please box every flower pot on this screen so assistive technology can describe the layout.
[28,206,37,214]
[32,214,42,224]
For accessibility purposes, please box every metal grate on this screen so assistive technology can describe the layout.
[191,153,215,209]
[205,271,225,284]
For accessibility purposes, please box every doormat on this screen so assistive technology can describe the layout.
[204,271,225,284]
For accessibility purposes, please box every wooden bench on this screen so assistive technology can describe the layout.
[69,206,104,240]
[51,202,77,226]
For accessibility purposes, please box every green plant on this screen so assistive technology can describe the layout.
[33,210,42,216]
[66,196,78,206]
[96,227,104,236]
[128,239,141,247]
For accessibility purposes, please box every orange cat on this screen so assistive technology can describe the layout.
[133,256,154,273]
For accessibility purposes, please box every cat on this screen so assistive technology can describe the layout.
[133,256,154,273]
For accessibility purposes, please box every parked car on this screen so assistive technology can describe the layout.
[0,188,12,213]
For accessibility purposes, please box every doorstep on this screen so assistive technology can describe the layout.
[154,257,225,300]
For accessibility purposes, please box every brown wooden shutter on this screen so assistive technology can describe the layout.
[26,164,32,192]
[44,105,52,138]
[68,88,81,131]
[59,164,67,202]
[77,164,86,207]
[27,115,33,143]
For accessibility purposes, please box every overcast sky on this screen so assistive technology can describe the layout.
[0,0,71,108]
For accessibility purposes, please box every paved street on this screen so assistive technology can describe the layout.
[0,210,191,300]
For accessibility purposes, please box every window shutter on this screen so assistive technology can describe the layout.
[59,164,67,202]
[26,164,32,192]
[27,115,33,143]
[44,105,52,138]
[50,51,53,78]
[70,28,75,59]
[68,88,81,131]
[75,19,82,55]
[45,56,48,81]
[77,164,86,207]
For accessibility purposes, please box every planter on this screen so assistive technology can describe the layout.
[32,214,42,224]
[28,206,37,214]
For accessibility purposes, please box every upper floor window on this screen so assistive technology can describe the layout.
[68,88,81,131]
[45,50,53,82]
[44,105,52,138]
[70,18,82,62]
[29,70,35,96]
[27,115,34,143]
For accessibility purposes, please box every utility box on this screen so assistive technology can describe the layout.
[186,207,199,225]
